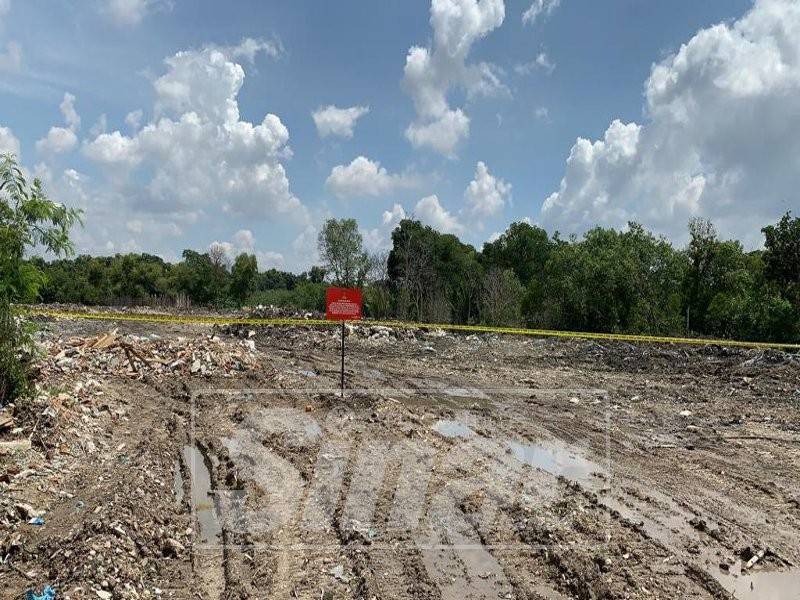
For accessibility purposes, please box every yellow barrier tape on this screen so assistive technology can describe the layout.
[18,306,800,351]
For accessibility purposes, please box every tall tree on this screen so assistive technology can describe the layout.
[230,253,258,303]
[762,212,800,306]
[317,218,369,287]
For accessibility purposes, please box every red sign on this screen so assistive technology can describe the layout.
[325,287,363,321]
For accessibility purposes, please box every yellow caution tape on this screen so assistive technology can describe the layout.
[17,306,800,350]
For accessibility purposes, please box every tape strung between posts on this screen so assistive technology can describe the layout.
[17,306,800,351]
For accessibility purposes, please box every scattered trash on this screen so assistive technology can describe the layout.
[329,564,350,583]
[24,586,56,600]
[679,409,693,417]
[28,516,45,526]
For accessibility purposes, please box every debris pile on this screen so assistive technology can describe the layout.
[40,329,259,380]
[245,304,320,320]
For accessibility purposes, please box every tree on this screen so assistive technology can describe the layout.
[481,221,551,285]
[317,218,369,287]
[230,253,258,303]
[762,212,800,306]
[1,153,81,404]
[481,268,524,326]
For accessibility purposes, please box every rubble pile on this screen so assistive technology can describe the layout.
[245,304,321,320]
[40,329,259,380]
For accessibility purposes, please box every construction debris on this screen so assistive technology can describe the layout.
[40,329,259,380]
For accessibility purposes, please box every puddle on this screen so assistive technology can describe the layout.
[443,387,490,400]
[508,439,604,484]
[173,459,184,504]
[305,421,322,438]
[183,445,222,545]
[433,419,474,438]
[710,561,800,600]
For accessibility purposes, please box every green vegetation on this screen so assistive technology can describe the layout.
[1,154,81,405]
[18,211,800,344]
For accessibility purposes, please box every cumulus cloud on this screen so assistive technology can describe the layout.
[35,127,77,154]
[83,43,304,221]
[522,0,561,25]
[402,0,506,156]
[124,109,143,132]
[415,194,464,235]
[102,0,171,26]
[383,203,407,227]
[312,105,370,139]
[210,229,284,269]
[325,156,417,199]
[465,161,511,217]
[0,125,20,157]
[60,93,80,130]
[35,92,81,155]
[542,0,800,244]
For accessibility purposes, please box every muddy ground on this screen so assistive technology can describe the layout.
[1,316,799,599]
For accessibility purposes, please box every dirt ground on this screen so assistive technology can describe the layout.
[2,315,799,599]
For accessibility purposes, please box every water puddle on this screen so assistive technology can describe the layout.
[183,444,222,545]
[433,419,474,438]
[709,560,800,600]
[173,459,184,504]
[443,387,490,400]
[508,439,604,484]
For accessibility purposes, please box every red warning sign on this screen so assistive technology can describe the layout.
[325,287,363,321]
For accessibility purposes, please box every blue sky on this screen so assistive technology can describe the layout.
[1,0,797,271]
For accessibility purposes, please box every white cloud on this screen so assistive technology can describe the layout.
[402,0,506,156]
[60,93,80,130]
[223,37,283,63]
[515,51,555,75]
[415,194,464,235]
[0,41,21,72]
[124,109,143,132]
[35,126,78,154]
[35,93,82,154]
[541,0,800,244]
[102,0,170,27]
[405,108,470,157]
[83,130,140,164]
[89,113,108,138]
[83,43,304,221]
[233,228,255,250]
[325,156,417,199]
[522,0,561,25]
[257,251,284,269]
[0,125,20,157]
[383,203,407,227]
[0,0,9,19]
[465,161,511,217]
[312,105,370,139]
[534,106,549,120]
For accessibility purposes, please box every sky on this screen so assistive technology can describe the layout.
[1,0,798,271]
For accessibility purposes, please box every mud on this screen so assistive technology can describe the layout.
[2,317,799,599]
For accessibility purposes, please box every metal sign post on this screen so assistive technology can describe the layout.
[325,287,363,398]
[340,320,345,397]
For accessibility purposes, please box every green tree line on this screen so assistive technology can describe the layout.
[26,214,800,344]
